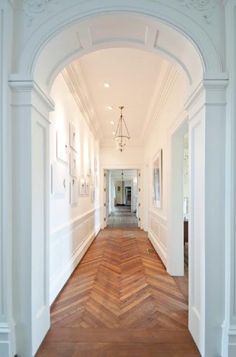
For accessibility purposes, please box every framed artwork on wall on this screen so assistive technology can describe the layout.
[56,131,68,164]
[91,185,95,203]
[70,177,78,205]
[69,122,79,152]
[153,149,162,208]
[94,157,98,173]
[79,176,86,196]
[51,162,67,197]
[85,177,90,195]
[70,152,78,177]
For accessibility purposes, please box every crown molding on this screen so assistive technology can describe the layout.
[62,63,102,141]
[141,63,181,145]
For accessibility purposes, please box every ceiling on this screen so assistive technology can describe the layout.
[63,47,181,147]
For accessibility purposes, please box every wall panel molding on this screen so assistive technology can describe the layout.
[50,208,101,304]
[148,209,167,267]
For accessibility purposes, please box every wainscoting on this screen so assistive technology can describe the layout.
[148,210,168,267]
[49,208,101,304]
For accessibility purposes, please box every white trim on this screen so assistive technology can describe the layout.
[50,208,101,303]
[148,209,168,267]
[50,229,98,305]
[50,207,99,237]
[148,229,167,267]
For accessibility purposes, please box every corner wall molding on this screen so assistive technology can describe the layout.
[62,64,102,140]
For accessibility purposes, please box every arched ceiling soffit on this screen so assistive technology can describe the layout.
[35,14,203,92]
[13,0,225,91]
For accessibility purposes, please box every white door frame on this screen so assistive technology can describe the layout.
[101,166,143,229]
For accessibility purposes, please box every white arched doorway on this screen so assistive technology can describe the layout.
[8,2,228,356]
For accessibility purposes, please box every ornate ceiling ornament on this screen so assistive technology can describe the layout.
[23,0,59,26]
[178,0,218,23]
[181,0,215,11]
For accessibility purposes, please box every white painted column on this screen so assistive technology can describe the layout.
[224,1,236,356]
[0,1,15,356]
[186,79,228,356]
[9,80,54,356]
[168,120,188,276]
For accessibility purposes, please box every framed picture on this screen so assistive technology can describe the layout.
[85,177,90,195]
[95,173,98,188]
[153,149,162,208]
[70,152,78,177]
[94,157,98,173]
[51,162,67,197]
[79,176,86,196]
[56,131,68,164]
[69,122,78,152]
[70,177,78,205]
[91,185,95,203]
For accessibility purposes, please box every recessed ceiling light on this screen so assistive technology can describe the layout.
[104,82,110,88]
[106,106,113,111]
[110,120,114,125]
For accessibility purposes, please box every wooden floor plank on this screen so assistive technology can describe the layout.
[37,228,199,356]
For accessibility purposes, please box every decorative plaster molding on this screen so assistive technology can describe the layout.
[185,77,228,111]
[177,0,218,24]
[9,79,55,111]
[141,64,181,144]
[22,0,220,27]
[23,0,59,26]
[62,64,102,140]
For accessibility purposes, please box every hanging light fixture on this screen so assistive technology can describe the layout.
[114,106,130,152]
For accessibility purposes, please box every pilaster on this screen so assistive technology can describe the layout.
[0,1,15,356]
[224,1,236,356]
[186,77,228,356]
[9,79,54,356]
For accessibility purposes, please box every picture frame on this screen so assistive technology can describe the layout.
[56,131,68,164]
[85,177,90,195]
[79,176,86,196]
[69,122,78,152]
[94,157,98,173]
[153,149,162,208]
[70,177,78,205]
[51,162,67,197]
[91,185,95,203]
[70,151,78,177]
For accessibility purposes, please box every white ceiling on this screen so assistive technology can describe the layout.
[66,47,176,147]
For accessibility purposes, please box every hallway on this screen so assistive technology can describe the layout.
[107,206,138,228]
[37,228,199,356]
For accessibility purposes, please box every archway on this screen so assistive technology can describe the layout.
[9,4,227,357]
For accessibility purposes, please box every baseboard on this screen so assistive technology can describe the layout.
[50,229,97,304]
[227,325,236,357]
[148,229,167,267]
[0,323,15,357]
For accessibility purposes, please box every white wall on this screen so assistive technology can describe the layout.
[49,74,101,303]
[101,146,144,169]
[144,70,189,267]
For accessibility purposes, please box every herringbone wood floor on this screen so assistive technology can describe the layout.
[37,228,199,356]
